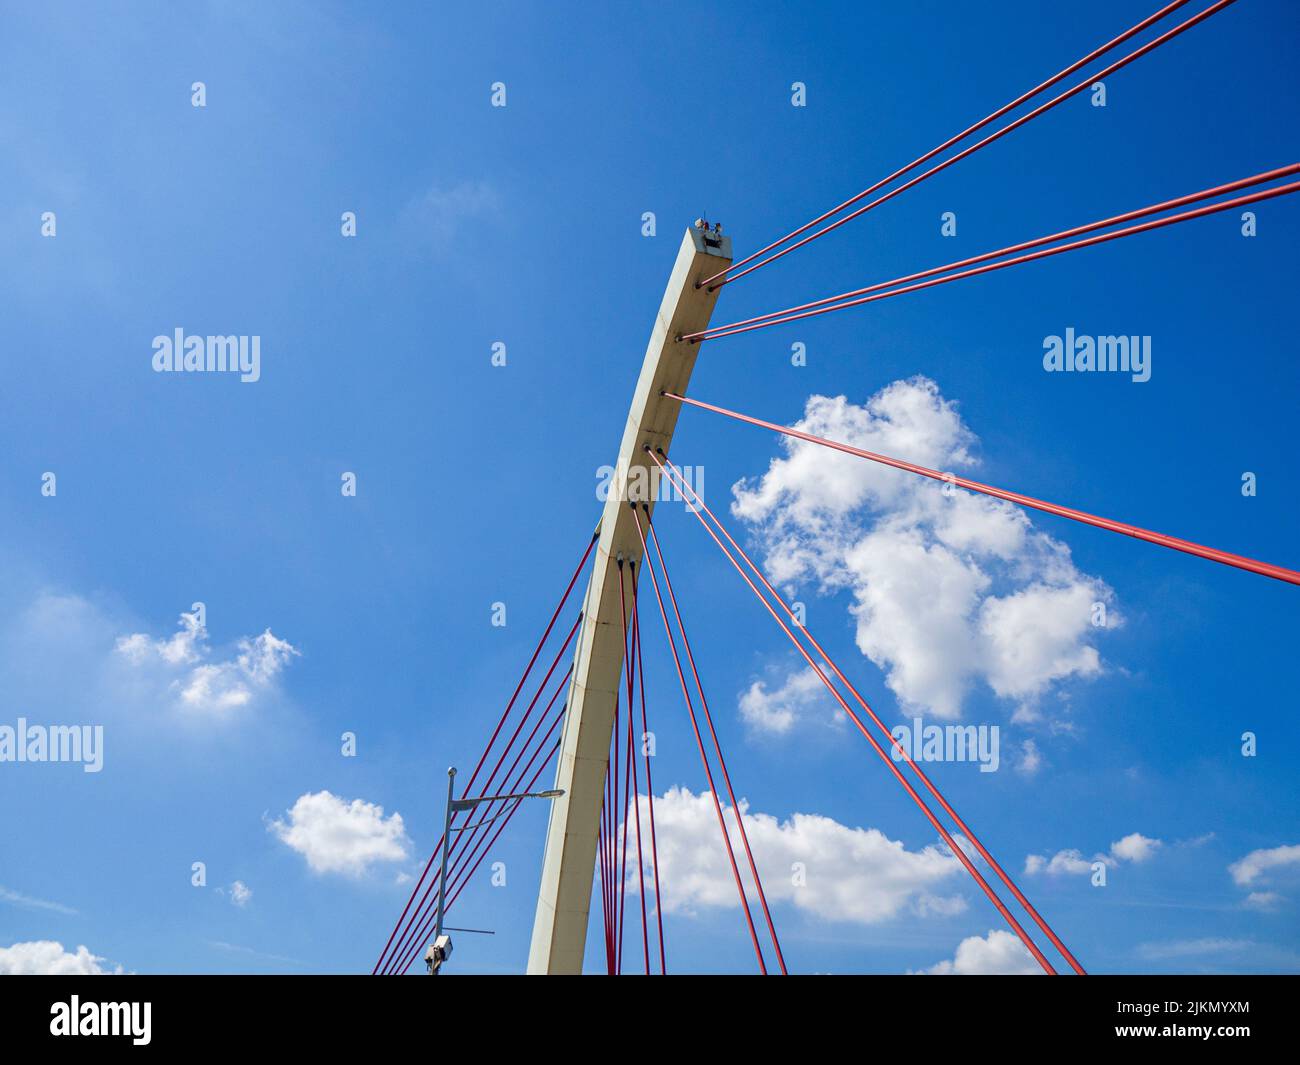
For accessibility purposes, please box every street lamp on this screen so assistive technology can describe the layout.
[425,766,564,974]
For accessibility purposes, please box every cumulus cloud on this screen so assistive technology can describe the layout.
[920,929,1043,975]
[731,378,1115,720]
[1109,832,1163,864]
[0,940,120,975]
[268,791,411,877]
[624,786,965,925]
[1025,832,1163,875]
[115,609,299,714]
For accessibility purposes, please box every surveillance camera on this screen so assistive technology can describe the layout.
[424,934,454,975]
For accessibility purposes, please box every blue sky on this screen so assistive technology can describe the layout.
[1,0,1297,976]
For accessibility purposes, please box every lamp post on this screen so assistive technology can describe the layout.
[425,766,563,975]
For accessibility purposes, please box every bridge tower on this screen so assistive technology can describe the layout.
[527,221,732,973]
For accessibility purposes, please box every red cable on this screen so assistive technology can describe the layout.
[442,738,564,914]
[639,452,1057,974]
[373,530,598,974]
[441,662,573,886]
[620,566,652,974]
[617,698,634,974]
[632,565,668,973]
[381,613,583,973]
[441,694,569,908]
[643,510,789,975]
[610,620,623,970]
[698,0,1192,289]
[688,177,1300,342]
[701,0,1233,289]
[692,163,1300,338]
[663,392,1300,587]
[652,449,1087,975]
[630,504,770,974]
[597,792,610,967]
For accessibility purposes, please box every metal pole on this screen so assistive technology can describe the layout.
[434,766,455,943]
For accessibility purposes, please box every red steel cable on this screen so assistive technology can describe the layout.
[652,449,1087,975]
[620,566,652,974]
[701,0,1234,290]
[606,691,620,972]
[632,564,668,973]
[389,698,571,976]
[381,613,583,974]
[610,621,623,970]
[639,453,1057,974]
[631,503,770,973]
[663,392,1300,587]
[687,177,1300,342]
[642,509,789,975]
[442,738,564,914]
[697,0,1192,289]
[599,791,613,969]
[441,661,574,886]
[441,695,569,908]
[692,164,1300,338]
[617,561,650,974]
[373,530,598,974]
[617,697,634,973]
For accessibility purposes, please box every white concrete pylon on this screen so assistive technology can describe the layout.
[527,222,732,974]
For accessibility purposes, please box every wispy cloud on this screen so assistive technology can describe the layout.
[0,885,78,916]
[208,941,303,966]
[401,179,500,254]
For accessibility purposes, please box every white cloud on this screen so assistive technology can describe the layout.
[920,929,1043,975]
[115,610,299,714]
[1024,849,1093,876]
[1017,739,1043,777]
[1228,843,1300,887]
[1026,832,1163,875]
[738,666,839,735]
[1243,891,1283,912]
[230,881,252,907]
[0,940,119,975]
[731,378,1115,720]
[625,786,965,925]
[268,791,411,877]
[1109,832,1163,864]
